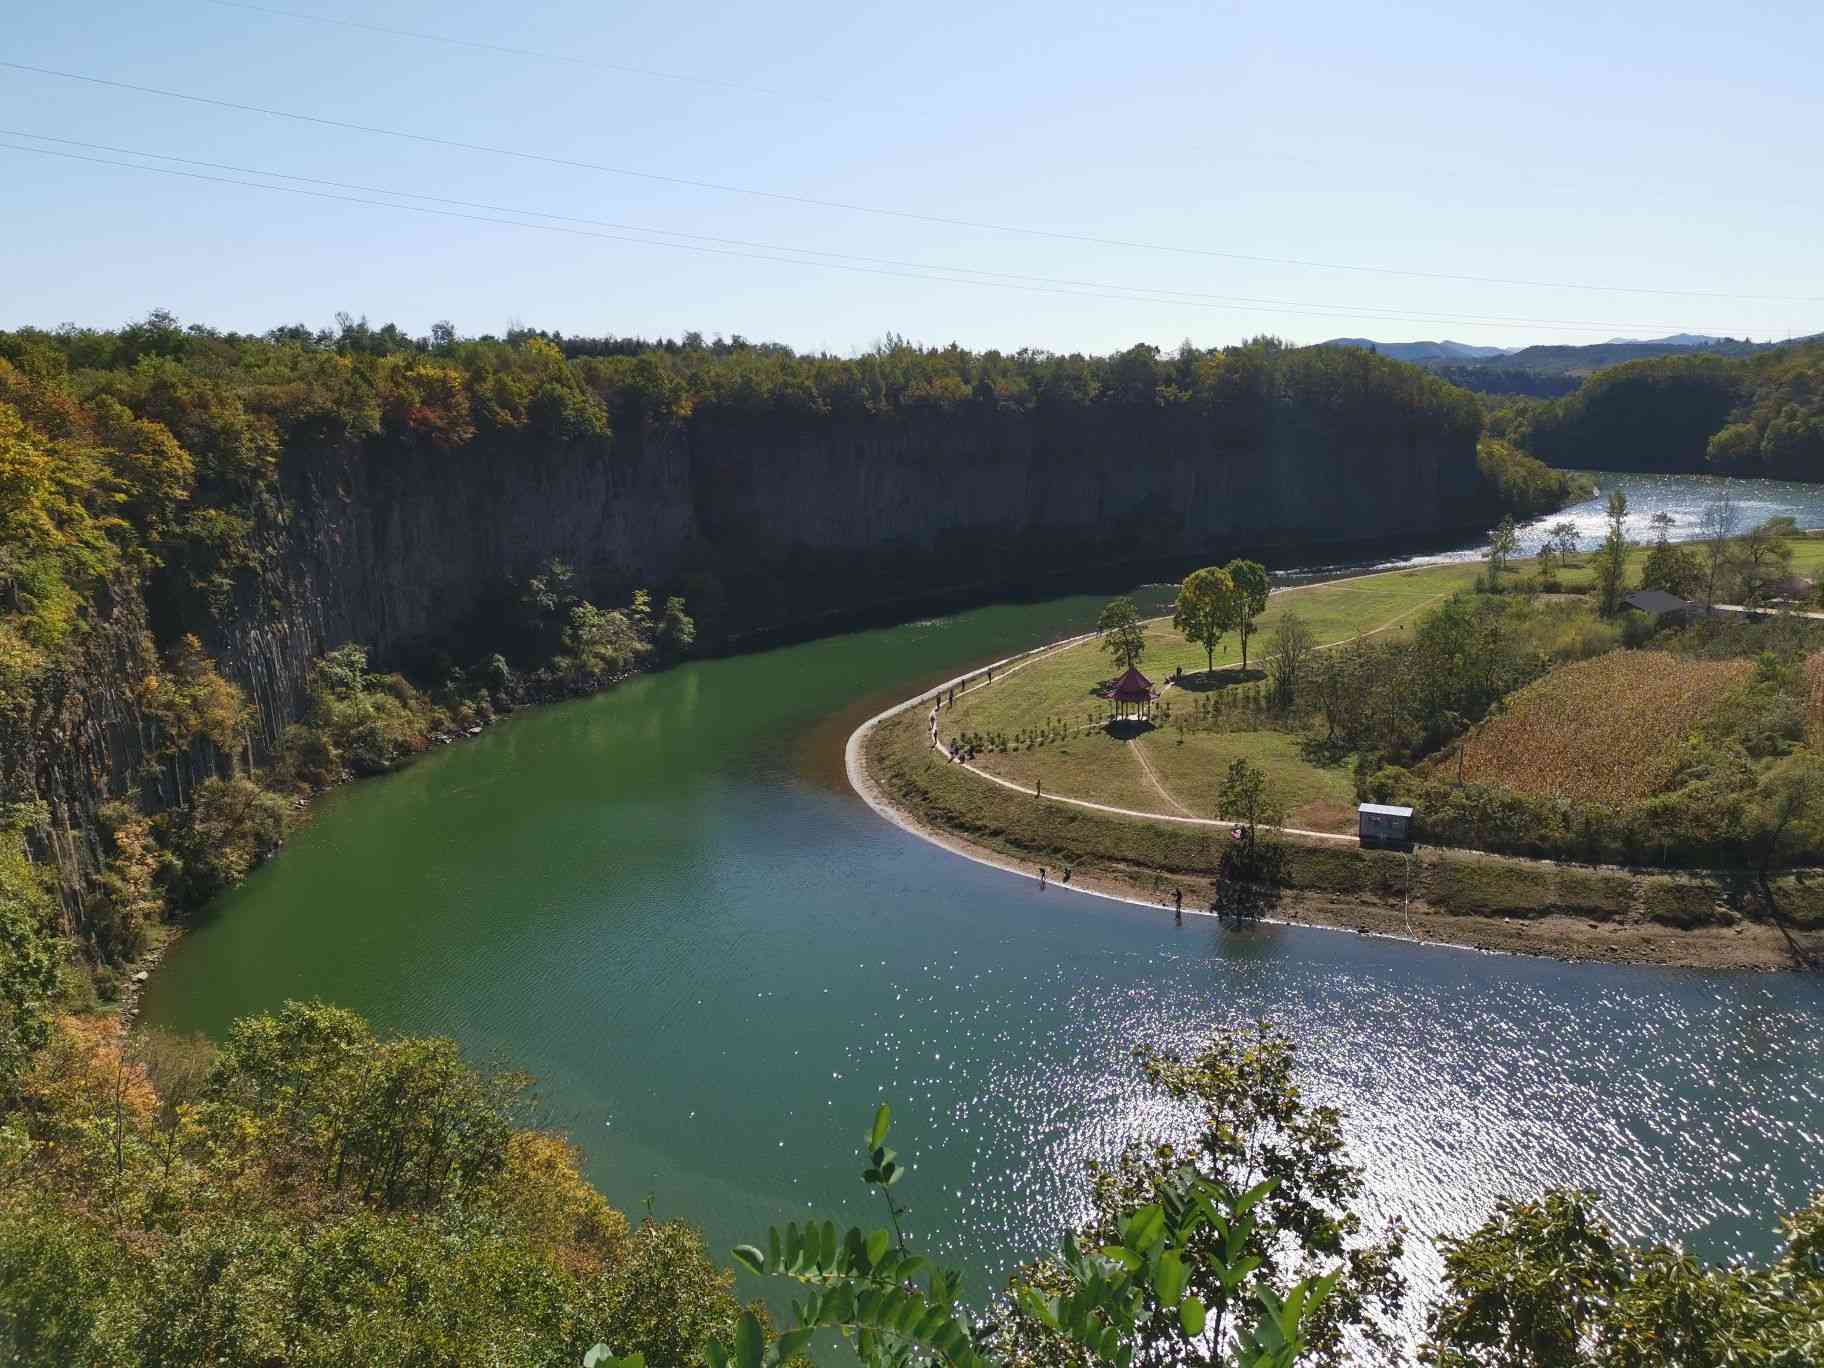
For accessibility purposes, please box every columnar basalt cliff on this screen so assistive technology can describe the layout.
[256,403,1483,684]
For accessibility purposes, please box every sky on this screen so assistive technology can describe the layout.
[3,0,1821,356]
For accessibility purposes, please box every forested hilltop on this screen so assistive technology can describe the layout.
[1,314,1560,996]
[1493,339,1824,477]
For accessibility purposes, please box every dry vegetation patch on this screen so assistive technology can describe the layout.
[1454,651,1753,802]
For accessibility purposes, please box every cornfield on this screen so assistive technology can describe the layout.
[1806,652,1824,744]
[1448,652,1752,802]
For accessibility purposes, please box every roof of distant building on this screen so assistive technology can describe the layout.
[1109,666,1155,701]
[1621,589,1692,616]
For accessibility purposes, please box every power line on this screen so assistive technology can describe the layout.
[18,138,1660,334]
[4,59,1818,310]
[200,0,822,101]
[0,128,1750,338]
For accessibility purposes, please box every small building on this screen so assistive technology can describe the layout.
[1107,666,1156,720]
[1621,589,1695,624]
[1358,802,1413,848]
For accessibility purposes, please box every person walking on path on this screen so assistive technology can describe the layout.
[1174,887,1183,924]
[1035,779,1043,799]
[1038,866,1047,890]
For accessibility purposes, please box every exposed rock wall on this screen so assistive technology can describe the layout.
[23,404,1487,900]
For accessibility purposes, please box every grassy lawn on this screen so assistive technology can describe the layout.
[934,559,1482,823]
[970,729,1166,813]
[943,560,1484,740]
[1137,730,1359,831]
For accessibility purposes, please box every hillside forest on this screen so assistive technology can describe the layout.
[1487,339,1824,478]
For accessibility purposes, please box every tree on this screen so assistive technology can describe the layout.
[656,595,697,658]
[0,826,60,1103]
[1223,560,1271,672]
[1485,516,1518,584]
[1023,1027,1404,1366]
[1547,520,1581,565]
[709,1072,1346,1368]
[1172,571,1238,676]
[524,557,578,655]
[562,602,648,682]
[1748,748,1824,880]
[1422,1187,1824,1366]
[1267,611,1316,713]
[1216,758,1289,889]
[1594,491,1630,617]
[1698,485,1739,609]
[1638,515,1704,600]
[1099,597,1148,673]
[1732,515,1795,607]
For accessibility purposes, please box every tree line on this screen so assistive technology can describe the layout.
[1492,340,1824,478]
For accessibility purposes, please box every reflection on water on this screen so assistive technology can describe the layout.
[139,505,1824,1341]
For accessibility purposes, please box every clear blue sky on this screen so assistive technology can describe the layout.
[4,0,1819,354]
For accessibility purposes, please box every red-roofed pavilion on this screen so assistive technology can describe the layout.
[1108,666,1155,719]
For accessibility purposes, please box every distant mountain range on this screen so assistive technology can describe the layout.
[1319,332,1821,396]
[1323,338,1515,363]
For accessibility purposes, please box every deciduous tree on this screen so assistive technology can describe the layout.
[1099,597,1148,673]
[1223,560,1271,671]
[1172,571,1236,676]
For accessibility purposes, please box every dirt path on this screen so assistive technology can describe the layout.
[1126,735,1194,818]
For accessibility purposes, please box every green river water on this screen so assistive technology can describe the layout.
[143,483,1824,1331]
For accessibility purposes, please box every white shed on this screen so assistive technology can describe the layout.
[1358,802,1413,847]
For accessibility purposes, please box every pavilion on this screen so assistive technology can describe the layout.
[1108,666,1156,720]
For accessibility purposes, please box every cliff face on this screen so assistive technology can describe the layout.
[22,405,1485,897]
[238,404,1483,682]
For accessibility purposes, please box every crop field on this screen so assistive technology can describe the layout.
[1449,651,1753,802]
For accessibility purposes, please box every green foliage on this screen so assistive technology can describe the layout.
[0,828,60,1102]
[1173,570,1238,675]
[0,1001,743,1367]
[1266,611,1316,714]
[1638,538,1705,600]
[1098,598,1147,673]
[1594,491,1631,617]
[1484,515,1519,584]
[561,601,649,684]
[1223,560,1270,672]
[1473,438,1581,519]
[1421,1187,1824,1366]
[156,776,293,914]
[1001,1026,1398,1366]
[1516,340,1824,478]
[723,1094,1340,1368]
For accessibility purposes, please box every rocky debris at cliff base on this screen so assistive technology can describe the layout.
[113,936,179,1034]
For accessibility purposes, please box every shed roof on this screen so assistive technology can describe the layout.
[1108,666,1155,701]
[1621,589,1692,616]
[1358,803,1414,818]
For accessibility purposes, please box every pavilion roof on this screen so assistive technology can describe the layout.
[1108,666,1155,701]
